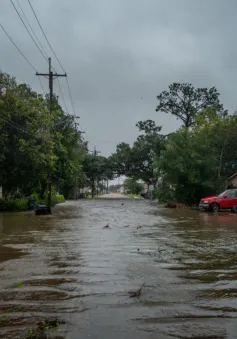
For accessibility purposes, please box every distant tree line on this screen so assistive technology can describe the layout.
[110,82,237,204]
[2,72,236,206]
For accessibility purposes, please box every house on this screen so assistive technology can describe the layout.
[227,173,237,188]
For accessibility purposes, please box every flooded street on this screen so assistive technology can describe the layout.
[1,200,237,338]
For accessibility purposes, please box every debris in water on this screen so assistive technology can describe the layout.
[25,317,65,338]
[137,248,140,251]
[137,226,142,229]
[128,283,145,298]
[17,282,24,288]
[103,223,110,229]
[121,202,124,205]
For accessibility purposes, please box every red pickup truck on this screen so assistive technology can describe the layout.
[199,189,237,212]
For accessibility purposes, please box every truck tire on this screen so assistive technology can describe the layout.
[210,203,219,212]
[231,206,237,213]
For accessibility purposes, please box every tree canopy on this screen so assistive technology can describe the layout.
[0,71,86,199]
[156,83,227,128]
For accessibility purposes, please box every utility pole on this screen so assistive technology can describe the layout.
[36,57,66,211]
[90,146,101,198]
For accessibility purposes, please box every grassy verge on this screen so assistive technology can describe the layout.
[0,193,65,212]
[125,194,144,199]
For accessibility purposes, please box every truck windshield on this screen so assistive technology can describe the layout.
[218,191,227,197]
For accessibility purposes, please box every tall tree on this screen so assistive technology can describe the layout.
[124,178,143,195]
[0,71,86,199]
[83,154,114,197]
[156,83,227,128]
[111,120,164,185]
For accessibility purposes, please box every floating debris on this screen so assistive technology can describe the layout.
[103,223,110,229]
[128,283,145,298]
[25,317,65,339]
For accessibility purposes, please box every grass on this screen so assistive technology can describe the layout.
[125,194,144,199]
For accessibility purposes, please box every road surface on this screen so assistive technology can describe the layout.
[1,199,237,338]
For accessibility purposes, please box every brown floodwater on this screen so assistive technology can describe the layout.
[1,199,237,338]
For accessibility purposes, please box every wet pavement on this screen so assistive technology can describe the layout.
[1,199,237,338]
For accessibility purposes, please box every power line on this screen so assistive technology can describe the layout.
[27,0,78,120]
[66,77,76,115]
[37,75,45,96]
[15,0,49,61]
[56,78,68,113]
[27,0,66,73]
[10,0,48,63]
[0,22,37,72]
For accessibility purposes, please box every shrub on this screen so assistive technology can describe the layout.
[51,194,65,206]
[152,187,174,203]
[29,193,43,204]
[1,198,28,211]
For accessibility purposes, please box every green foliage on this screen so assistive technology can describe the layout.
[83,154,114,197]
[0,198,28,211]
[17,282,24,288]
[125,194,143,199]
[152,186,174,203]
[111,83,233,205]
[153,108,237,204]
[111,120,164,184]
[124,178,143,195]
[51,194,65,205]
[0,71,86,200]
[156,83,227,128]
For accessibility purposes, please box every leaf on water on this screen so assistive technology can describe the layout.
[17,282,24,288]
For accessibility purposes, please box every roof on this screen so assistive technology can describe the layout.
[228,172,237,180]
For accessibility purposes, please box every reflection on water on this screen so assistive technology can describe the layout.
[1,201,237,338]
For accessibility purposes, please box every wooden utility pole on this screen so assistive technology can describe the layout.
[36,57,66,211]
[91,146,101,198]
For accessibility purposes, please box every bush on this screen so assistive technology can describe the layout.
[29,193,43,204]
[51,194,65,206]
[0,198,28,211]
[0,193,65,212]
[152,187,174,203]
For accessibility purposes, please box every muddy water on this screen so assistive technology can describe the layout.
[1,200,237,338]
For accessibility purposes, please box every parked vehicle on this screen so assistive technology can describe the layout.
[199,189,237,212]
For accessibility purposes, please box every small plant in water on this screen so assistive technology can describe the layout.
[17,282,24,288]
[25,317,65,339]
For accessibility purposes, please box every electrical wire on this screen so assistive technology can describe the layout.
[27,0,78,121]
[0,22,37,72]
[15,0,49,61]
[65,77,76,115]
[37,75,45,96]
[56,78,68,113]
[10,0,48,63]
[0,22,45,96]
[27,0,66,73]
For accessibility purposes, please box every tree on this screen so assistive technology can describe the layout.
[111,120,164,185]
[157,127,218,204]
[156,83,227,128]
[124,178,143,195]
[83,154,114,197]
[0,72,54,197]
[0,71,86,200]
[155,109,237,204]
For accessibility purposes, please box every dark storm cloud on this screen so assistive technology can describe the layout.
[1,0,237,155]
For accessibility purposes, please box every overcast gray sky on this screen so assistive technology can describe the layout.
[1,0,237,156]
